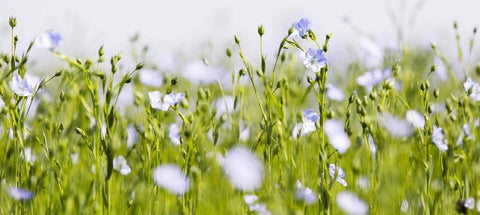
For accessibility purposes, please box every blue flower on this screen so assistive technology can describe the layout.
[303,109,319,122]
[36,30,61,50]
[304,48,328,72]
[9,187,34,200]
[293,18,311,38]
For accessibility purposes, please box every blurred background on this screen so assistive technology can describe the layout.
[0,0,479,71]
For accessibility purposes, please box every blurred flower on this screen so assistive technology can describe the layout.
[22,147,36,163]
[148,91,185,111]
[127,124,137,148]
[139,69,163,87]
[336,191,368,215]
[304,48,328,72]
[113,156,131,175]
[244,194,258,205]
[401,199,409,212]
[249,203,271,215]
[292,109,319,138]
[239,122,250,141]
[10,73,40,97]
[366,135,376,156]
[324,119,351,154]
[463,78,480,101]
[465,197,475,210]
[432,126,448,152]
[329,164,347,186]
[169,123,181,145]
[9,187,34,200]
[326,84,345,101]
[357,68,391,90]
[356,176,368,190]
[292,18,311,38]
[379,113,412,138]
[295,180,317,204]
[223,146,264,191]
[457,123,474,145]
[36,30,61,50]
[406,110,425,129]
[71,153,79,165]
[152,164,190,195]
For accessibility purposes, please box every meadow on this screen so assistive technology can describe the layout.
[0,16,480,214]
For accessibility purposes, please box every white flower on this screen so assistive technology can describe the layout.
[329,164,347,186]
[169,123,181,146]
[35,30,61,50]
[295,180,317,204]
[463,78,480,101]
[10,73,40,97]
[223,146,264,191]
[465,197,475,210]
[139,69,164,87]
[357,68,391,90]
[336,191,368,215]
[22,147,36,163]
[113,156,131,175]
[244,194,259,205]
[249,203,271,215]
[71,153,79,165]
[457,123,474,145]
[401,199,409,212]
[152,164,190,195]
[379,113,412,138]
[406,110,425,129]
[366,135,376,156]
[9,187,34,200]
[127,124,137,148]
[356,176,368,190]
[293,109,319,138]
[239,122,250,141]
[324,119,351,154]
[326,84,345,101]
[148,91,185,111]
[432,126,448,152]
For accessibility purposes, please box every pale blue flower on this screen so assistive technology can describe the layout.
[169,123,181,145]
[357,68,391,90]
[9,73,40,97]
[324,120,351,154]
[139,69,163,87]
[295,180,317,204]
[432,126,448,152]
[148,91,185,111]
[113,156,131,175]
[293,18,311,38]
[36,30,61,50]
[463,78,480,101]
[9,187,34,200]
[329,164,347,186]
[292,109,319,138]
[304,48,327,72]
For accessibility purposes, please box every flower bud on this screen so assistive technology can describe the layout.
[135,62,144,71]
[226,48,232,57]
[234,35,240,45]
[239,69,247,76]
[9,17,17,28]
[257,25,264,36]
[433,89,439,99]
[98,45,104,57]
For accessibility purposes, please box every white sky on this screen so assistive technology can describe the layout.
[0,0,479,67]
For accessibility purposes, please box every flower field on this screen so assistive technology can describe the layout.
[1,16,480,214]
